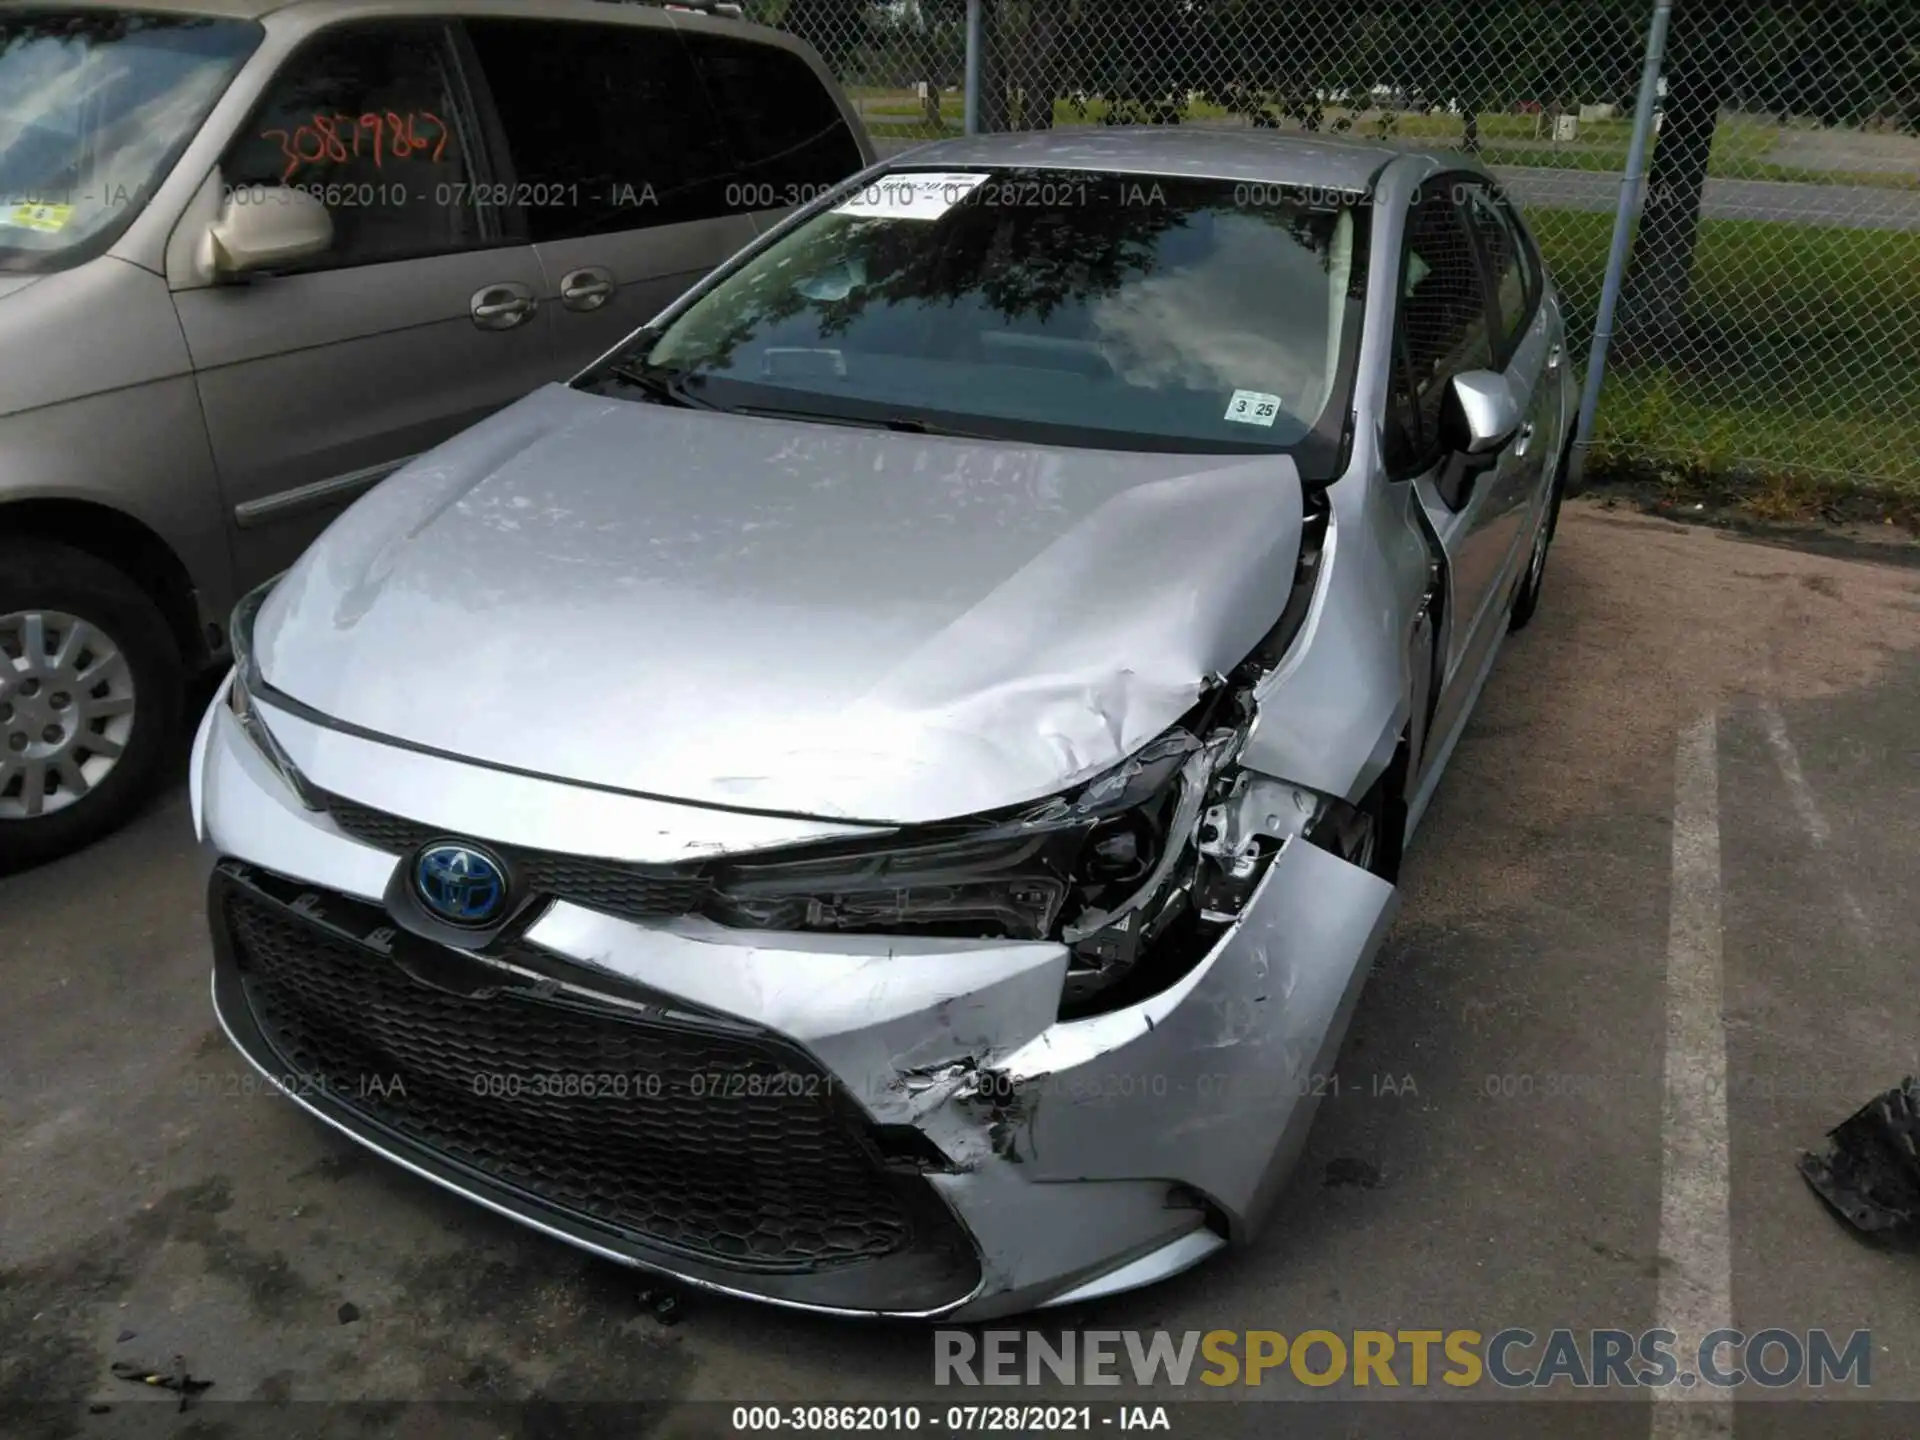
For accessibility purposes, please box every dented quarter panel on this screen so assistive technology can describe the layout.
[1239,473,1434,806]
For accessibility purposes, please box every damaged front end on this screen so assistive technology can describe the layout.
[684,507,1376,1026]
[196,493,1405,1318]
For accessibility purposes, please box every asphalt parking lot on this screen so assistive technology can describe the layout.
[4,501,1919,1439]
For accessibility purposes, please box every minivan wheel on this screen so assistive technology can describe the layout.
[0,540,182,873]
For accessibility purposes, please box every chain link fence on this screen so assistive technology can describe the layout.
[750,0,1920,501]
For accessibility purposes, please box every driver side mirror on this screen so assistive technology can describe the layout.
[1432,370,1521,511]
[207,184,333,276]
[1440,369,1523,457]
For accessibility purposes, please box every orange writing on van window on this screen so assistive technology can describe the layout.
[263,110,450,181]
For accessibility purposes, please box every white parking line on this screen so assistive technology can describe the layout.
[1652,715,1733,1438]
[1757,699,1873,941]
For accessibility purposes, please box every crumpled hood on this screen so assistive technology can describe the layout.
[256,383,1305,824]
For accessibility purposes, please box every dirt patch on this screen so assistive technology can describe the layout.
[1579,464,1920,546]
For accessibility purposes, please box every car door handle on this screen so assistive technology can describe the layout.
[1546,343,1563,375]
[559,267,616,312]
[471,283,537,331]
[1514,422,1537,458]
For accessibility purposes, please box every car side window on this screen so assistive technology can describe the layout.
[1398,186,1494,455]
[219,22,485,271]
[680,33,866,203]
[1381,333,1424,476]
[1463,186,1537,355]
[463,18,739,241]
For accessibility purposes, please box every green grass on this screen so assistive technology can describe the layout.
[861,94,1920,188]
[1526,208,1920,495]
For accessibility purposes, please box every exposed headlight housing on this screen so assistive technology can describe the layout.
[225,576,320,810]
[698,689,1259,1016]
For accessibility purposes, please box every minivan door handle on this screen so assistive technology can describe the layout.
[1546,342,1563,375]
[471,282,537,331]
[559,267,616,312]
[1514,421,1537,458]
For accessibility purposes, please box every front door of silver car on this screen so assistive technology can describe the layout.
[1462,179,1561,595]
[1467,182,1572,591]
[169,18,557,594]
[1397,179,1532,781]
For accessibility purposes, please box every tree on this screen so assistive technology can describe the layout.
[1617,0,1732,353]
[759,0,870,73]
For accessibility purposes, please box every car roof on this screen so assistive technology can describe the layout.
[0,0,277,14]
[4,0,746,23]
[890,127,1456,191]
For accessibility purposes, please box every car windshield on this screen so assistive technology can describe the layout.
[603,167,1370,469]
[0,8,262,273]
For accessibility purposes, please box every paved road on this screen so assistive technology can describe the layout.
[4,505,1920,1438]
[871,134,1920,230]
[1495,166,1920,232]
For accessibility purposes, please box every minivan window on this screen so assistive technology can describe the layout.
[681,33,866,208]
[464,18,738,241]
[0,8,261,273]
[219,22,484,271]
[604,170,1369,468]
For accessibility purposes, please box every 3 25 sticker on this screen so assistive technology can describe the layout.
[1224,389,1282,427]
[3,202,74,233]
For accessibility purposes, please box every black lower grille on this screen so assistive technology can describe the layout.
[325,796,714,921]
[223,885,930,1273]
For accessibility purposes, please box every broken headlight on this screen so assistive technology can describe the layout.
[225,575,320,810]
[702,710,1251,1011]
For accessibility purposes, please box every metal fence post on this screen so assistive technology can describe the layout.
[1566,0,1672,494]
[964,0,983,135]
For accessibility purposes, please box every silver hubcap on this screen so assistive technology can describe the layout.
[0,610,137,820]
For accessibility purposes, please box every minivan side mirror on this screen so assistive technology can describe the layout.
[1440,369,1523,457]
[208,185,333,275]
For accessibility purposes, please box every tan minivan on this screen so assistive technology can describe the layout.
[0,0,872,868]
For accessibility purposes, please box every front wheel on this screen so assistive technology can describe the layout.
[0,540,183,873]
[1508,470,1563,633]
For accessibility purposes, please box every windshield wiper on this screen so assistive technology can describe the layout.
[732,404,989,439]
[595,360,720,411]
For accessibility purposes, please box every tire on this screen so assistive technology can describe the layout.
[1508,470,1564,633]
[0,540,184,873]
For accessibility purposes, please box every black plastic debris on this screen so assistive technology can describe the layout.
[337,1301,361,1324]
[650,1290,683,1325]
[110,1357,214,1413]
[1799,1075,1920,1235]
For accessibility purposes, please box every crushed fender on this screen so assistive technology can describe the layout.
[1798,1075,1920,1236]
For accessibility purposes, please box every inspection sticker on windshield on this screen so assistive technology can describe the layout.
[1224,390,1283,427]
[835,172,988,221]
[3,202,74,234]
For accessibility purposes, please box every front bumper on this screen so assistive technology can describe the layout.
[191,688,1398,1320]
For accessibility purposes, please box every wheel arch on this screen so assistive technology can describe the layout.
[0,499,214,671]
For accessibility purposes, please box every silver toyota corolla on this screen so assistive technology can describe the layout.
[191,128,1574,1320]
